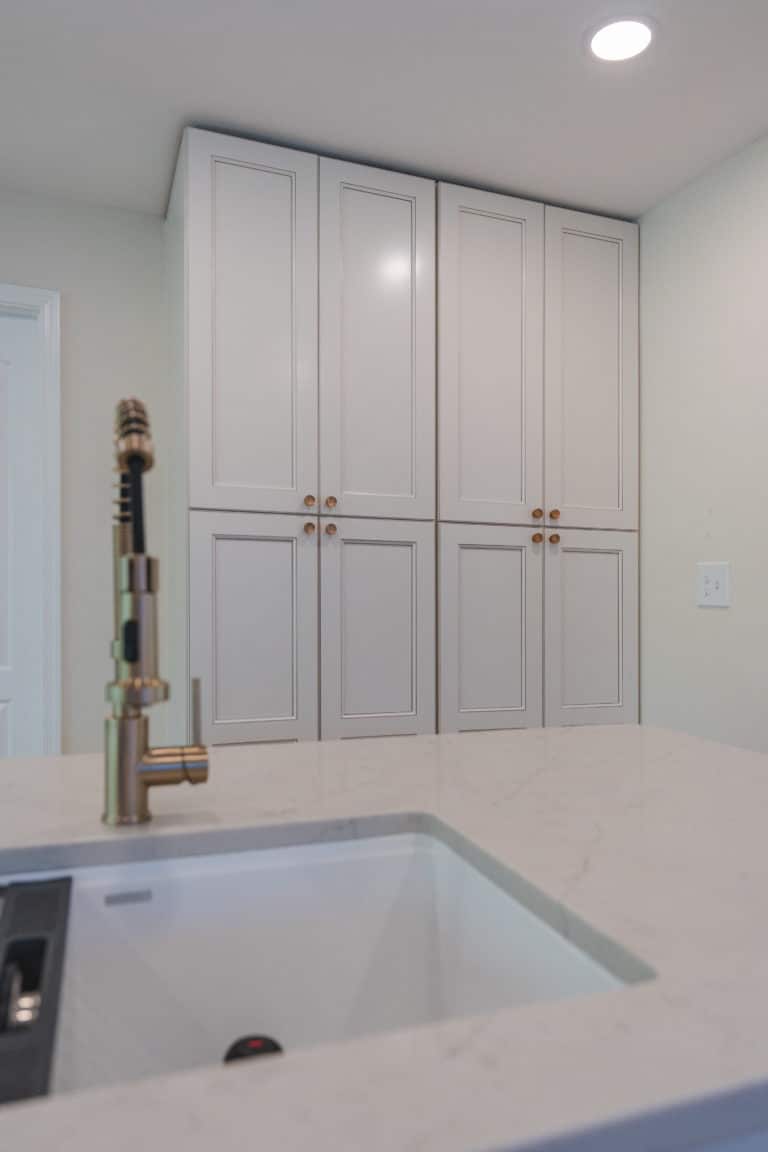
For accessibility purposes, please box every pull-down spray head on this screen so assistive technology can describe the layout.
[114,398,153,556]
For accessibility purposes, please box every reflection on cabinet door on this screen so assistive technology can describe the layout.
[319,159,436,520]
[439,524,543,732]
[545,529,638,726]
[321,518,435,738]
[544,208,638,530]
[189,511,318,744]
[438,184,544,525]
[186,131,319,514]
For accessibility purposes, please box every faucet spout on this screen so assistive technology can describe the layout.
[140,745,209,787]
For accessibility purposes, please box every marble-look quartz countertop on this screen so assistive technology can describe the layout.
[2,725,768,1151]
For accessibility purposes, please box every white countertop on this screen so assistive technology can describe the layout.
[2,725,768,1150]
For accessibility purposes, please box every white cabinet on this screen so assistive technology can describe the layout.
[184,130,319,514]
[439,524,543,732]
[544,208,638,530]
[319,159,436,520]
[545,529,638,726]
[438,185,544,525]
[189,511,319,744]
[169,129,640,747]
[320,518,435,738]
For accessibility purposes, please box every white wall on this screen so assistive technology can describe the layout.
[0,187,170,754]
[641,133,768,752]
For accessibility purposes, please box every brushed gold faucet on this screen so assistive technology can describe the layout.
[104,398,208,825]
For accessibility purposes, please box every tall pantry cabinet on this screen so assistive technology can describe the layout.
[167,130,436,746]
[438,186,639,731]
[166,127,639,747]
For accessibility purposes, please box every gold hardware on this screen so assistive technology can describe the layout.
[104,399,209,826]
[549,509,561,520]
[325,496,338,509]
[531,508,544,520]
[531,532,544,544]
[325,523,338,536]
[303,521,316,535]
[303,494,316,508]
[549,533,561,544]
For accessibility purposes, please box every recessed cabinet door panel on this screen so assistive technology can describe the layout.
[190,512,318,744]
[439,524,543,732]
[319,159,435,520]
[321,519,435,738]
[545,529,638,726]
[187,131,318,513]
[545,208,638,530]
[438,185,544,525]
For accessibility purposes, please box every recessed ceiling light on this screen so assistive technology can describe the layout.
[590,19,653,62]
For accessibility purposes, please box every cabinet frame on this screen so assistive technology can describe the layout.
[320,517,436,738]
[544,528,638,726]
[189,511,319,744]
[438,183,544,526]
[319,158,436,521]
[544,207,639,531]
[439,523,544,732]
[186,130,320,515]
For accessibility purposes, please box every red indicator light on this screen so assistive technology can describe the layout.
[247,1039,265,1050]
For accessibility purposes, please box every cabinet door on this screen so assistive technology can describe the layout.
[186,130,319,514]
[321,518,435,738]
[438,184,544,525]
[319,159,435,520]
[189,511,318,744]
[545,529,637,726]
[544,208,638,530]
[439,524,543,732]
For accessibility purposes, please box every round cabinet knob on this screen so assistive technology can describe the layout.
[303,494,316,508]
[325,496,338,509]
[531,508,544,520]
[303,521,316,535]
[549,509,561,520]
[325,523,338,536]
[531,532,544,544]
[549,533,561,544]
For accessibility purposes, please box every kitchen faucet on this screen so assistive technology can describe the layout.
[104,398,208,825]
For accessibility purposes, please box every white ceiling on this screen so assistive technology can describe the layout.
[2,0,768,219]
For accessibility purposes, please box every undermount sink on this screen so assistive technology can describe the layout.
[6,819,652,1095]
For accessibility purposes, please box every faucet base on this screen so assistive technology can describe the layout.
[104,716,210,827]
[104,714,152,826]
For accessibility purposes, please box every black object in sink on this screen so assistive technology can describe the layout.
[0,878,71,1103]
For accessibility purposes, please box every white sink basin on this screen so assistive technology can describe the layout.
[8,823,651,1094]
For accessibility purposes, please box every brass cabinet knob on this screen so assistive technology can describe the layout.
[303,521,316,535]
[531,532,544,544]
[531,508,544,520]
[549,533,561,544]
[549,509,561,520]
[325,496,338,509]
[303,494,317,508]
[325,523,338,536]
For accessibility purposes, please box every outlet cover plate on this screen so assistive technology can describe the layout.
[696,562,731,608]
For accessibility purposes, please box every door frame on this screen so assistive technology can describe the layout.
[0,283,61,753]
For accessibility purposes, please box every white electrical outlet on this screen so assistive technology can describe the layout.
[696,562,731,608]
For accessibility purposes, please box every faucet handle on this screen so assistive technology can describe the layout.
[191,677,204,747]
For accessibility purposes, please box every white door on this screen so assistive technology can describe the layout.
[186,130,319,515]
[544,208,638,531]
[189,511,318,744]
[545,529,638,726]
[321,518,435,738]
[438,184,544,525]
[319,159,435,520]
[0,292,60,756]
[439,524,543,732]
